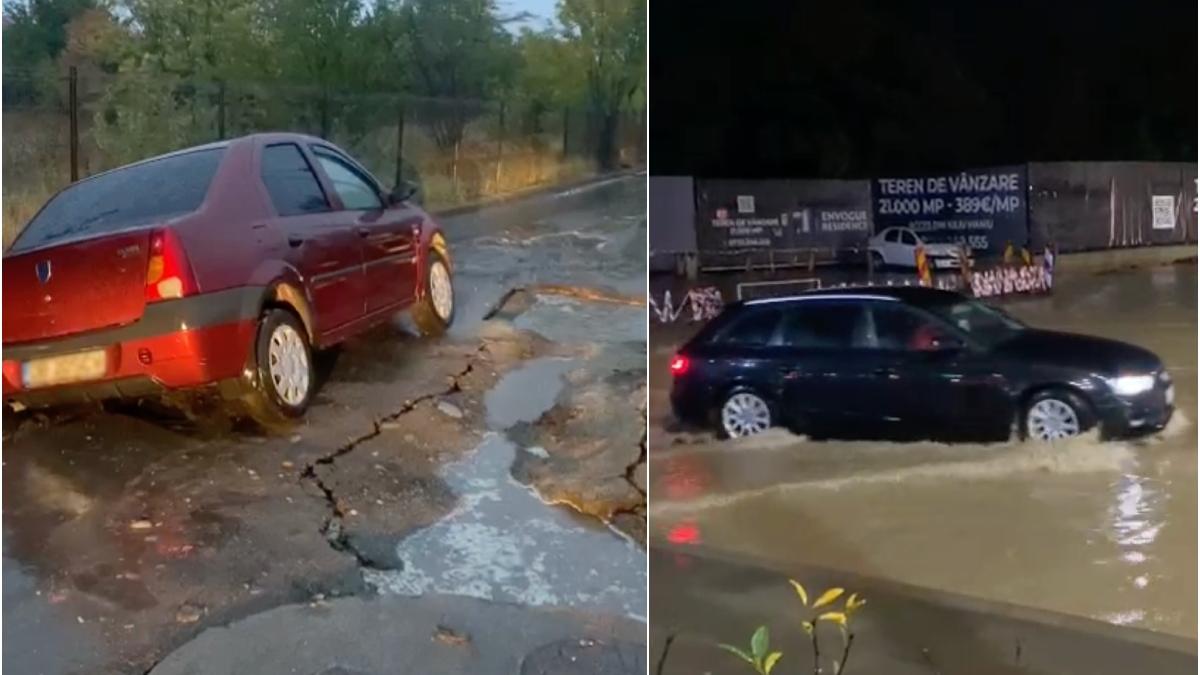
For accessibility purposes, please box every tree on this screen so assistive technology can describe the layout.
[383,0,518,149]
[267,0,365,136]
[512,27,583,134]
[557,0,645,169]
[2,0,96,103]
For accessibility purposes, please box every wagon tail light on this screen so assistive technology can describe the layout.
[669,354,690,376]
[145,228,197,302]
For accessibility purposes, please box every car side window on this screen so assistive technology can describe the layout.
[884,229,900,243]
[779,303,864,349]
[871,303,957,351]
[900,230,917,246]
[312,150,384,211]
[260,144,330,216]
[715,309,783,346]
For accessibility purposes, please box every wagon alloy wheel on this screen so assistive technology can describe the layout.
[1026,398,1081,441]
[267,323,310,406]
[721,392,772,438]
[429,259,453,321]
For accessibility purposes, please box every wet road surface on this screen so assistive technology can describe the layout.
[3,175,648,674]
[649,263,1196,638]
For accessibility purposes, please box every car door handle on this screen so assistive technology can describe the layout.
[287,236,304,248]
[357,227,371,238]
[872,367,896,377]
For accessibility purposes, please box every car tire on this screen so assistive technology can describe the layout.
[238,308,315,429]
[870,251,886,270]
[412,249,454,337]
[1021,388,1094,442]
[716,388,773,439]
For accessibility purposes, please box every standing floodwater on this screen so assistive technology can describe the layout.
[649,264,1197,637]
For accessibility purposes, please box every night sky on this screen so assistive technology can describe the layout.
[649,0,1197,178]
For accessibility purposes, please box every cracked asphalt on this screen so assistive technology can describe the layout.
[2,175,648,675]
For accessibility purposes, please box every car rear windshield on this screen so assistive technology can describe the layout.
[9,147,226,253]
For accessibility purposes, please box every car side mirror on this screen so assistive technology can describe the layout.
[389,180,419,205]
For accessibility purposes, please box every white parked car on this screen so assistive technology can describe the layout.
[868,227,961,269]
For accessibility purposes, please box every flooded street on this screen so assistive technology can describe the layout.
[649,263,1197,638]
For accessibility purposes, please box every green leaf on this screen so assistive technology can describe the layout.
[789,579,809,606]
[763,651,783,674]
[750,625,769,661]
[801,620,814,636]
[718,643,755,665]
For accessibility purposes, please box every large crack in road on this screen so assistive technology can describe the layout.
[298,344,488,569]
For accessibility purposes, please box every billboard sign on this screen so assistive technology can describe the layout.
[872,166,1029,256]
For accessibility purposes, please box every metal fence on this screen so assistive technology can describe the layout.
[3,65,645,242]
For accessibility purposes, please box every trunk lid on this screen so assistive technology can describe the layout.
[3,231,152,344]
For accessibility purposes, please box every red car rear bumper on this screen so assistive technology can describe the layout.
[3,287,262,406]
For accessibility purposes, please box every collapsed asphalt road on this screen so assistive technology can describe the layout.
[2,175,648,675]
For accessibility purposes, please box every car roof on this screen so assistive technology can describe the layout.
[73,132,334,185]
[740,285,964,308]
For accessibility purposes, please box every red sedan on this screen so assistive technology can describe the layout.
[3,133,456,426]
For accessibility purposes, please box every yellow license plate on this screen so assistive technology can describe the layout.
[22,350,108,388]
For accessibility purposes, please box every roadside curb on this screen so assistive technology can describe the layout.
[431,168,645,220]
[147,593,647,675]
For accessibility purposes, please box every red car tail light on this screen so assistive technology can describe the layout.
[145,228,197,302]
[669,354,690,376]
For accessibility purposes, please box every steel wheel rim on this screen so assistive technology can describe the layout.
[429,259,453,321]
[722,393,771,438]
[268,323,310,406]
[1027,398,1080,441]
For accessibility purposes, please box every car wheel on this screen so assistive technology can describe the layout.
[412,249,454,337]
[1023,389,1093,442]
[239,308,314,428]
[718,390,773,439]
[870,251,886,269]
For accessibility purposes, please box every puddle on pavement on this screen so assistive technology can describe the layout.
[484,357,576,430]
[3,552,104,674]
[650,265,1198,638]
[367,358,647,619]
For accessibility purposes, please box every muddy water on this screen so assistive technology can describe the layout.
[649,264,1197,637]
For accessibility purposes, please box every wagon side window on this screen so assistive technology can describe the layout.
[713,308,783,346]
[260,143,330,216]
[778,302,862,349]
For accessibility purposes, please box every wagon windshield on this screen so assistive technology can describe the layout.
[9,147,225,254]
[926,298,1025,346]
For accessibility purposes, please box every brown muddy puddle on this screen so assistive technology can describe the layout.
[649,264,1197,638]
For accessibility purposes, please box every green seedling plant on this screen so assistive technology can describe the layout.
[718,580,867,675]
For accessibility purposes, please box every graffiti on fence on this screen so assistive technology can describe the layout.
[650,287,724,323]
[969,264,1051,298]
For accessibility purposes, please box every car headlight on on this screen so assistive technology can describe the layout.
[1106,374,1156,396]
